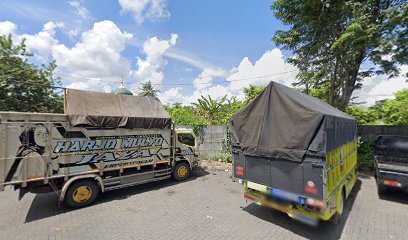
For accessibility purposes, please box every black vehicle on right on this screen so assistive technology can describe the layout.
[374,135,408,195]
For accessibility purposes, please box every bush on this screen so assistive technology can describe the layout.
[208,153,232,163]
[357,141,375,169]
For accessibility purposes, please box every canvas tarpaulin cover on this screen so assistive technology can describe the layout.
[65,89,172,129]
[231,81,355,162]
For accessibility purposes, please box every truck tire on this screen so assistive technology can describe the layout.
[64,180,100,208]
[173,162,190,181]
[331,190,345,224]
[377,184,386,196]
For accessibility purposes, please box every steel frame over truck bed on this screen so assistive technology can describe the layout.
[231,81,357,224]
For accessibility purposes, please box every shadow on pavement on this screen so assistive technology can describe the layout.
[242,179,362,240]
[24,167,210,223]
[379,189,408,205]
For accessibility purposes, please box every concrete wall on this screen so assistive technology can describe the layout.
[358,125,408,142]
[178,124,408,159]
[196,126,230,159]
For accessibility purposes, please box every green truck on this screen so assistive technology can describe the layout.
[231,82,357,225]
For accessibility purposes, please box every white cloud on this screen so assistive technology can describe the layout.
[175,48,298,105]
[53,20,133,86]
[182,85,233,106]
[158,87,184,105]
[135,34,177,85]
[165,49,210,70]
[68,1,90,20]
[118,0,170,25]
[20,21,64,60]
[227,49,298,92]
[353,65,408,107]
[66,79,109,92]
[0,21,17,36]
[193,68,227,91]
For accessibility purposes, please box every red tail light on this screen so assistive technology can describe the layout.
[235,166,244,176]
[305,186,318,194]
[244,194,256,201]
[383,180,401,187]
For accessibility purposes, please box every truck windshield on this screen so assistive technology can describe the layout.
[177,133,195,147]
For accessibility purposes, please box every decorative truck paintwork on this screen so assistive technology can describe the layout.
[0,112,199,207]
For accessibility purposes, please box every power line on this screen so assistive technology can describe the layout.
[5,69,297,90]
[53,69,297,86]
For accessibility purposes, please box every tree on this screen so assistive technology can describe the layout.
[219,96,245,124]
[192,95,227,125]
[272,0,408,110]
[165,104,208,126]
[379,89,408,125]
[0,35,63,113]
[345,106,377,125]
[138,80,160,97]
[243,84,265,103]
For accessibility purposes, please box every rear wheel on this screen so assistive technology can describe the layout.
[173,162,190,181]
[65,180,100,208]
[337,192,344,216]
[331,189,345,224]
[377,184,386,196]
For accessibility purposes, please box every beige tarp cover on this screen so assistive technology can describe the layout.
[65,89,172,129]
[231,81,355,162]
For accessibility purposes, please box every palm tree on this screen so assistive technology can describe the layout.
[138,81,160,98]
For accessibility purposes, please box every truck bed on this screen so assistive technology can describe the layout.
[377,161,408,173]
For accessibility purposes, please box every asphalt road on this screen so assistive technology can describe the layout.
[0,169,407,240]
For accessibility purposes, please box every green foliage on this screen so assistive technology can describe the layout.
[346,106,377,125]
[138,80,160,98]
[192,95,227,124]
[164,84,265,127]
[191,95,245,125]
[379,89,408,125]
[272,0,408,110]
[243,84,265,103]
[165,105,208,126]
[208,152,232,163]
[357,141,375,169]
[0,35,63,113]
[218,97,245,124]
[345,89,407,125]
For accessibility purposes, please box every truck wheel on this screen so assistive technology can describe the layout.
[337,192,344,216]
[65,180,100,208]
[173,162,190,181]
[377,185,386,196]
[331,190,345,224]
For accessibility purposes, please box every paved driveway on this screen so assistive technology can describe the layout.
[0,169,407,240]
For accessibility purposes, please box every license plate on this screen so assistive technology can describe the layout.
[270,188,299,203]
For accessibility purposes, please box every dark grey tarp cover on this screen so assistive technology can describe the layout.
[231,81,356,162]
[65,89,172,129]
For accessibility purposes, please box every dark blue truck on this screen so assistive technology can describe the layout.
[374,135,408,195]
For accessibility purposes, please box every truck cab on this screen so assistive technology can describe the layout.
[173,127,199,180]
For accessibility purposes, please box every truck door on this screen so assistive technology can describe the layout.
[175,132,198,167]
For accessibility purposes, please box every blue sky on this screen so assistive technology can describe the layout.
[0,0,406,106]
